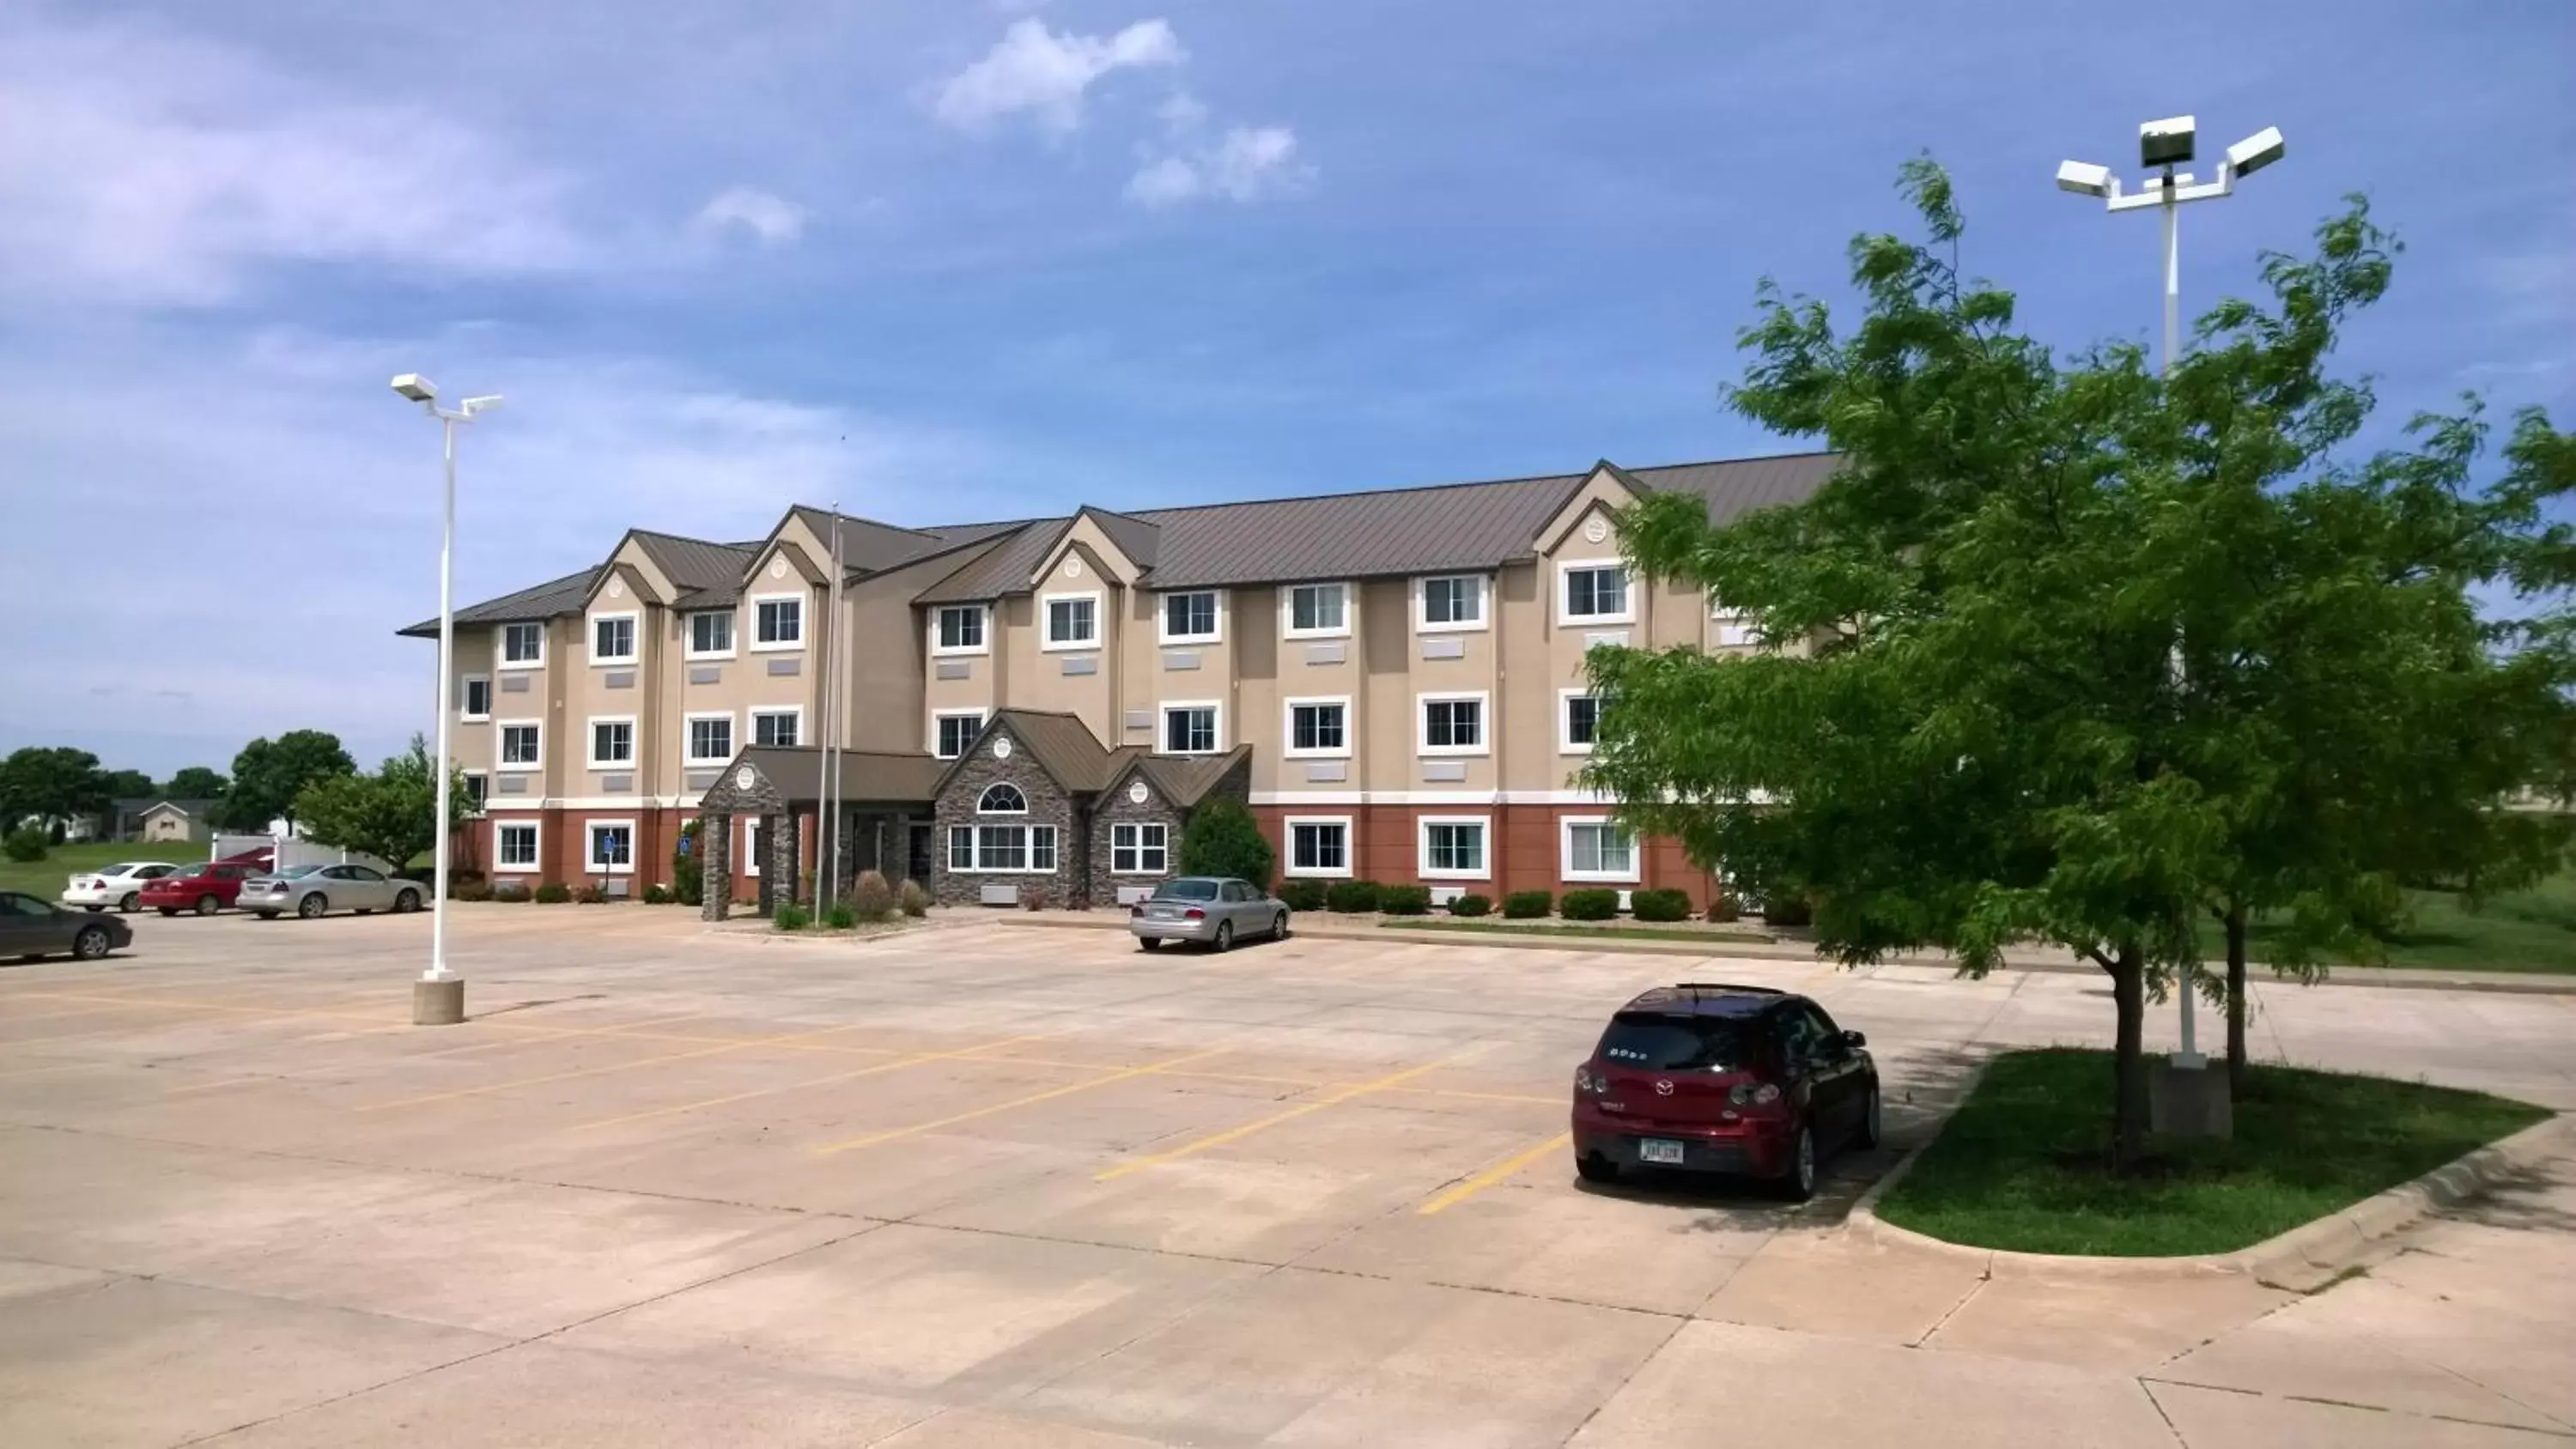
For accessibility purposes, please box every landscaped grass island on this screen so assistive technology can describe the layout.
[1874,1047,2550,1257]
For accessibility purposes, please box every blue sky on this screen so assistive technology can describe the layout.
[3,0,2569,778]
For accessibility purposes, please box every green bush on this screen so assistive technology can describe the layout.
[492,882,532,903]
[852,869,895,923]
[1324,879,1382,912]
[898,878,930,917]
[453,878,495,902]
[672,818,704,906]
[823,902,856,930]
[2,828,46,863]
[574,882,609,904]
[1379,884,1432,915]
[1502,889,1552,919]
[642,883,671,905]
[1176,795,1273,886]
[1277,879,1327,912]
[1561,888,1619,921]
[1447,892,1492,918]
[533,882,572,904]
[1705,893,1742,924]
[1631,888,1692,923]
[1761,893,1813,927]
[773,903,810,931]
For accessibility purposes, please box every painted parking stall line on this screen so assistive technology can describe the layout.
[1092,1043,1498,1183]
[812,1046,1235,1156]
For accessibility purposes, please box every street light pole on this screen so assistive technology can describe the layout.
[391,374,501,1026]
[2057,118,2285,1071]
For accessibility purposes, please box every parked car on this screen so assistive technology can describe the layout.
[241,863,422,920]
[1128,876,1290,952]
[60,861,180,913]
[138,861,264,916]
[1,890,132,961]
[1570,983,1880,1202]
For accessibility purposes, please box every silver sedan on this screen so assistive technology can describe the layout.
[1128,876,1289,952]
[242,864,424,920]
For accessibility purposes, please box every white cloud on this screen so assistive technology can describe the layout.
[933,17,1183,136]
[0,13,586,305]
[1127,125,1314,208]
[695,186,809,246]
[1157,90,1209,134]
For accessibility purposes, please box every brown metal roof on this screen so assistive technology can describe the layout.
[634,531,757,609]
[399,565,602,637]
[1118,747,1251,808]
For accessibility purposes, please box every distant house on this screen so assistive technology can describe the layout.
[110,798,218,844]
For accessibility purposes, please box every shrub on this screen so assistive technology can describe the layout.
[643,883,671,905]
[1019,884,1046,911]
[2,828,46,863]
[1324,879,1382,913]
[852,869,895,923]
[1502,889,1552,919]
[898,878,930,917]
[574,882,609,904]
[493,882,532,903]
[453,878,495,902]
[533,882,572,904]
[672,818,704,906]
[1447,892,1492,918]
[1277,879,1327,912]
[1176,795,1273,886]
[773,903,810,931]
[823,902,856,931]
[1379,884,1432,916]
[1561,888,1619,921]
[1704,893,1742,924]
[1631,888,1692,923]
[1761,894,1813,927]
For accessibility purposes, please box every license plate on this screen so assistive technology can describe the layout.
[1149,906,1178,918]
[1639,1138,1686,1166]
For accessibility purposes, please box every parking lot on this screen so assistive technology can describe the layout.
[4,906,2573,1447]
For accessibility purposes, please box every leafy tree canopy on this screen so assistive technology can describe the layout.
[162,767,230,800]
[98,769,157,803]
[295,735,478,869]
[0,747,109,830]
[221,730,355,831]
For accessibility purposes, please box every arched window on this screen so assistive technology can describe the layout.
[977,783,1027,814]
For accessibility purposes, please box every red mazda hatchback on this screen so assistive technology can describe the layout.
[1571,983,1880,1201]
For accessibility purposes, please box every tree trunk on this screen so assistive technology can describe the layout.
[2107,944,2148,1173]
[2225,902,2251,1100]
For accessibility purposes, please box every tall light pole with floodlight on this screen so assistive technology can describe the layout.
[391,373,502,1027]
[2055,116,2283,1094]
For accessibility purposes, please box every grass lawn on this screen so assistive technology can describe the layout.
[0,840,198,899]
[1379,918,1777,945]
[1874,1047,2549,1257]
[2206,869,2576,974]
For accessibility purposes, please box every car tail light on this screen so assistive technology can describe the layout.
[1728,1082,1783,1107]
[1183,906,1206,920]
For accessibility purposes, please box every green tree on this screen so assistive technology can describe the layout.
[295,736,479,868]
[162,766,230,800]
[0,747,109,834]
[1584,162,2575,1170]
[99,769,156,802]
[221,730,355,831]
[1176,795,1274,886]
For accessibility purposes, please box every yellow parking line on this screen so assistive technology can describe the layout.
[1093,1046,1491,1183]
[156,1011,717,1097]
[360,1019,881,1111]
[815,1046,1231,1156]
[1415,1131,1572,1215]
[568,1033,1052,1132]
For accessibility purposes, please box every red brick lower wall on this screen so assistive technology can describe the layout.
[1250,804,1720,909]
[469,805,813,900]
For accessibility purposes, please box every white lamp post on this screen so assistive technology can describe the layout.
[391,373,501,1026]
[2057,117,2284,1073]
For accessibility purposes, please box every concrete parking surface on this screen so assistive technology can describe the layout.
[3,906,2573,1446]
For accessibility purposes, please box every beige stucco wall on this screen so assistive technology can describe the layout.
[1001,543,1121,746]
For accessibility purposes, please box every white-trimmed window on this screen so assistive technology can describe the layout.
[1419,815,1491,880]
[592,613,638,664]
[1285,816,1352,878]
[1419,692,1488,755]
[459,675,491,721]
[461,772,489,809]
[932,710,987,760]
[588,717,635,768]
[1711,599,1756,647]
[1160,591,1220,645]
[751,707,800,748]
[933,604,988,656]
[1418,574,1485,631]
[684,712,734,765]
[751,594,804,650]
[495,821,539,872]
[978,782,1027,814]
[1563,816,1640,882]
[1560,690,1602,755]
[498,722,542,770]
[586,820,635,875]
[500,621,544,668]
[951,789,1057,873]
[687,610,735,658]
[1284,696,1350,758]
[1283,582,1352,639]
[1042,591,1100,650]
[1558,560,1633,624]
[1162,702,1220,755]
[1111,822,1169,874]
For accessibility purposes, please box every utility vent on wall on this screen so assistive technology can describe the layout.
[501,675,532,694]
[684,770,720,790]
[1124,711,1154,731]
[1420,637,1466,661]
[1060,656,1097,676]
[601,774,633,792]
[767,658,800,676]
[689,665,721,685]
[1162,651,1200,670]
[1304,761,1347,783]
[496,776,527,795]
[1419,760,1468,783]
[935,659,971,681]
[605,671,635,689]
[1585,630,1630,650]
[1304,641,1346,665]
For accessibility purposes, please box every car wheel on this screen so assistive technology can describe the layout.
[193,894,220,917]
[157,907,179,917]
[1576,1154,1619,1185]
[1272,912,1288,940]
[394,888,422,913]
[1138,937,1163,953]
[72,925,112,961]
[1856,1083,1883,1150]
[118,892,138,912]
[1776,1122,1819,1203]
[83,905,104,913]
[1212,920,1233,953]
[297,893,328,920]
[257,912,279,921]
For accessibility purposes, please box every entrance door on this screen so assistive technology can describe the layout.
[908,824,933,886]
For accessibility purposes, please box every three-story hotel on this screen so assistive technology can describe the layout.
[402,452,1836,909]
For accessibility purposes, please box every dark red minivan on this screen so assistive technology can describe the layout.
[1571,984,1880,1201]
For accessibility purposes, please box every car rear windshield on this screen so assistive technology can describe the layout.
[1152,880,1219,900]
[1597,1014,1758,1072]
[168,864,209,878]
[278,864,325,878]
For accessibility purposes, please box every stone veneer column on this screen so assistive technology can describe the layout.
[768,811,802,912]
[699,812,731,921]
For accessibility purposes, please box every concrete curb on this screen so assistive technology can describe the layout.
[1848,1102,2571,1290]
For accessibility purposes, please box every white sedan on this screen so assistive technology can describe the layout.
[61,861,181,913]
